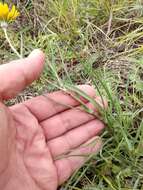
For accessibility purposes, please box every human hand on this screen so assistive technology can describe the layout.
[0,50,106,190]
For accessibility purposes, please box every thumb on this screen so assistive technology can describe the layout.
[0,49,45,100]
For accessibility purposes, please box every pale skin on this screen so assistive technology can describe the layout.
[0,50,106,190]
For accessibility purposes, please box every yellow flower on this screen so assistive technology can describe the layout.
[0,3,19,23]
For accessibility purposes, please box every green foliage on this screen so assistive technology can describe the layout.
[1,0,143,189]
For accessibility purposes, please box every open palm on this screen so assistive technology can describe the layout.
[0,50,105,190]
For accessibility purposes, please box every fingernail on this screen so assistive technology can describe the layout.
[28,49,44,58]
[95,96,108,109]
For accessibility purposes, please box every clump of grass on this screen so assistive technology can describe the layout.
[44,44,142,189]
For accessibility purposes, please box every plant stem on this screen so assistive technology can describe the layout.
[3,27,22,59]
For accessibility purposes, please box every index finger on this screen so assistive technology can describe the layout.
[19,85,96,121]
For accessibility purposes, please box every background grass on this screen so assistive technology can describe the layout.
[1,0,143,189]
